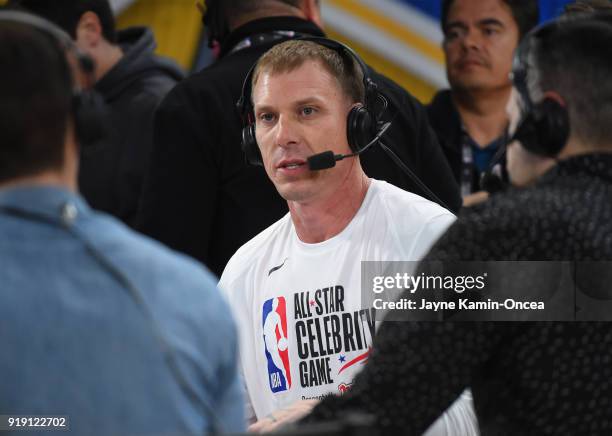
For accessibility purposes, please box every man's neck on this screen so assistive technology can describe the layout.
[0,172,76,193]
[559,138,612,160]
[288,173,371,244]
[92,43,124,82]
[452,86,511,148]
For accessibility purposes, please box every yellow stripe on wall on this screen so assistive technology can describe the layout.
[114,0,438,101]
[326,28,437,103]
[116,0,202,71]
[326,0,444,65]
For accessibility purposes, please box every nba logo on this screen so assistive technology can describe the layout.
[262,297,292,393]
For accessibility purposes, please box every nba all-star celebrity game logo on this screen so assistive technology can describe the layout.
[262,287,374,395]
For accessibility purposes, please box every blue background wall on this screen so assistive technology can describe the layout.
[395,0,575,23]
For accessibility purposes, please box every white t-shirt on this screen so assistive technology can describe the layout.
[220,180,474,433]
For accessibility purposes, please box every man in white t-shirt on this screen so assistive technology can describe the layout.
[220,38,476,434]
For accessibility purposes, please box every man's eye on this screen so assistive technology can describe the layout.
[259,113,275,122]
[483,27,499,36]
[445,29,462,41]
[301,107,315,116]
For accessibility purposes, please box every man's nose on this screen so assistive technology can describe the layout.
[274,115,298,148]
[461,28,481,51]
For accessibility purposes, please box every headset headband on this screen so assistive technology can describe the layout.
[237,36,379,119]
[511,20,558,112]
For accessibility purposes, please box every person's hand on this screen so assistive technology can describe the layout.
[248,399,320,433]
[462,191,489,207]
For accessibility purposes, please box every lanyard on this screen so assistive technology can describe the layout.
[228,30,308,55]
[460,130,507,196]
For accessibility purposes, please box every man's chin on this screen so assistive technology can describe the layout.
[449,76,501,93]
[276,185,315,203]
[273,178,312,202]
[279,190,311,203]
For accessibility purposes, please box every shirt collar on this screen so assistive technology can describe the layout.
[219,16,325,58]
[0,185,91,223]
[539,152,612,186]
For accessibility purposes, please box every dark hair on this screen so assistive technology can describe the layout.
[204,0,302,19]
[13,0,117,43]
[203,0,304,45]
[441,0,539,39]
[0,21,72,183]
[529,13,612,147]
[564,0,612,14]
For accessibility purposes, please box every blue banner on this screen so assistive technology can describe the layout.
[393,0,574,22]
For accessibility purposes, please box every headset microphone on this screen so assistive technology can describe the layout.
[307,122,392,171]
[307,151,336,171]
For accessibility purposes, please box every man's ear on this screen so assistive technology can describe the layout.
[75,11,104,48]
[300,0,323,29]
[541,90,566,108]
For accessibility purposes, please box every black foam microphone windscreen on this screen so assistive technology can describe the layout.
[308,151,337,171]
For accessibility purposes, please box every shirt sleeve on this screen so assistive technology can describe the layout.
[411,213,457,260]
[219,261,264,422]
[422,390,480,436]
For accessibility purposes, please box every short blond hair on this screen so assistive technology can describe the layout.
[251,39,365,105]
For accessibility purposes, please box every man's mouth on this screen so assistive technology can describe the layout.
[457,58,486,69]
[277,159,306,170]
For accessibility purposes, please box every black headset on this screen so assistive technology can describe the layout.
[0,10,108,148]
[510,20,571,158]
[236,36,389,167]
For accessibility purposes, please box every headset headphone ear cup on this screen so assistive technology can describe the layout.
[346,106,375,153]
[535,98,570,157]
[72,90,109,147]
[517,98,570,157]
[241,124,263,166]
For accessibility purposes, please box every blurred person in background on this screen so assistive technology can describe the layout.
[0,11,242,435]
[137,0,461,278]
[301,11,612,435]
[427,0,539,206]
[14,0,184,227]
